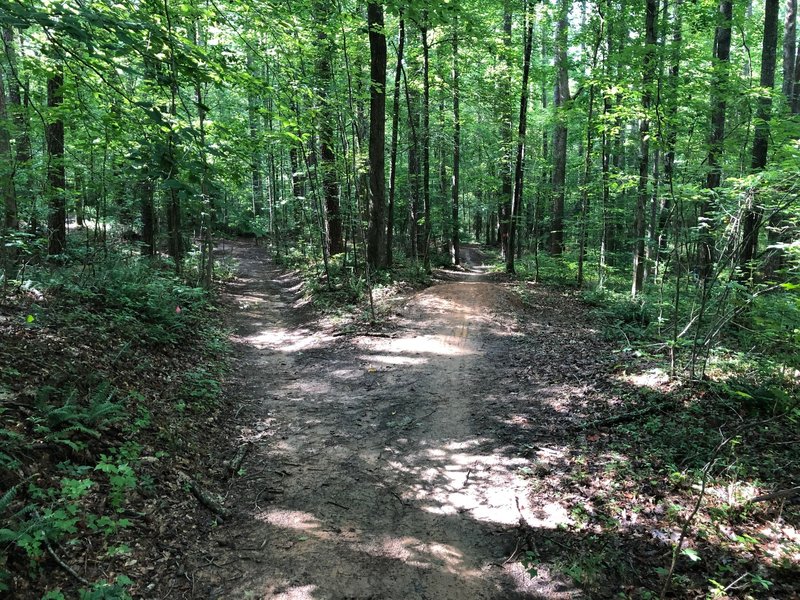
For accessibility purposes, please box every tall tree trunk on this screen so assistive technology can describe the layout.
[499,1,513,258]
[163,0,182,272]
[451,13,461,266]
[421,15,431,270]
[783,0,797,101]
[367,0,387,269]
[577,19,603,287]
[2,28,30,169]
[406,80,421,261]
[699,0,733,280]
[387,15,405,266]
[549,0,570,256]
[658,0,682,259]
[632,0,658,297]
[0,58,17,231]
[740,0,779,276]
[193,18,213,289]
[247,53,265,218]
[46,64,66,256]
[764,0,797,275]
[506,9,534,274]
[793,45,800,112]
[316,2,342,256]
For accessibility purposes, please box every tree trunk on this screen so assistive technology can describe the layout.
[247,53,265,218]
[499,2,513,258]
[699,0,733,280]
[740,0,779,275]
[577,19,603,286]
[367,0,387,269]
[140,176,156,255]
[163,1,182,272]
[46,65,66,256]
[3,28,31,169]
[782,0,797,101]
[658,0,682,260]
[387,15,405,266]
[0,58,17,231]
[406,82,421,261]
[793,45,800,112]
[316,3,342,256]
[421,15,431,270]
[632,0,658,297]
[506,10,534,274]
[451,13,461,266]
[549,0,570,256]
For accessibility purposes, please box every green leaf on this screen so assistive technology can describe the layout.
[680,547,700,562]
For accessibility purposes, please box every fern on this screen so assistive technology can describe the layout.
[0,484,18,515]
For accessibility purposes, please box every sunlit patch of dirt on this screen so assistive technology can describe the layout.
[147,241,798,599]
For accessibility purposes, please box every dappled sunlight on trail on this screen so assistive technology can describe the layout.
[172,242,586,599]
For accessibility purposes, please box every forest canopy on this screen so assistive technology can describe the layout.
[1,0,799,597]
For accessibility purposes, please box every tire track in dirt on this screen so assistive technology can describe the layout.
[169,241,581,599]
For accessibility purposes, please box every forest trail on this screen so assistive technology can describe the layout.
[173,240,601,599]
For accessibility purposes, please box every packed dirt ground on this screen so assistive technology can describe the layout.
[129,241,799,599]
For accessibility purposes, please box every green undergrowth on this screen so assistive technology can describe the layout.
[275,244,433,321]
[0,237,230,598]
[504,250,800,597]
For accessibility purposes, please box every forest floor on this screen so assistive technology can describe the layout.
[148,240,798,600]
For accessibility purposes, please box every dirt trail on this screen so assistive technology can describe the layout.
[170,241,594,599]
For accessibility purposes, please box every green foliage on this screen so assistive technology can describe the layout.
[1,243,227,595]
[33,258,210,346]
[176,366,222,411]
[95,455,137,511]
[30,384,125,452]
[581,288,653,340]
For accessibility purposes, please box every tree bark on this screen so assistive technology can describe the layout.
[782,0,797,101]
[577,19,603,286]
[499,1,513,258]
[699,0,733,280]
[0,56,17,231]
[421,15,431,270]
[506,10,534,274]
[406,82,421,261]
[740,0,779,275]
[247,52,265,218]
[46,65,66,256]
[316,3,342,256]
[793,45,800,112]
[632,0,658,297]
[387,15,405,266]
[367,0,387,269]
[451,13,461,266]
[549,0,570,256]
[658,0,682,259]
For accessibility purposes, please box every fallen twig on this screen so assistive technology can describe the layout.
[402,408,438,430]
[32,506,89,585]
[179,472,230,519]
[577,401,668,430]
[226,442,252,476]
[45,537,89,585]
[750,486,800,503]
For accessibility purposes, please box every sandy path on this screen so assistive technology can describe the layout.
[172,242,582,599]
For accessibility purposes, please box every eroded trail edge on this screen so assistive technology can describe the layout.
[172,242,610,600]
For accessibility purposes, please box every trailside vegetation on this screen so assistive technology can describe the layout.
[0,0,798,597]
